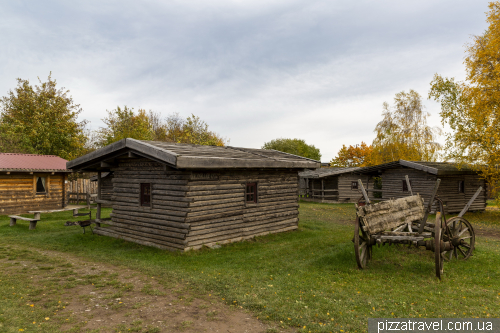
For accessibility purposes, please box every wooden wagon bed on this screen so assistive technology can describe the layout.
[354,178,480,279]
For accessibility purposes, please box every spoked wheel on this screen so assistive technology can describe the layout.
[354,216,372,269]
[434,213,443,279]
[443,217,475,261]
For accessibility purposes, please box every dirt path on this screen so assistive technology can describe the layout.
[474,225,500,240]
[0,246,294,333]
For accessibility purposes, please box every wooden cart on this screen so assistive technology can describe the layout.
[354,177,481,278]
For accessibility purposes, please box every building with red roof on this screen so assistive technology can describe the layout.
[0,153,72,215]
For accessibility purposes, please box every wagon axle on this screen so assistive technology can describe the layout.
[423,239,453,252]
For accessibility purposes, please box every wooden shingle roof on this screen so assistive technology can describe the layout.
[67,138,320,171]
[299,167,361,178]
[355,160,477,176]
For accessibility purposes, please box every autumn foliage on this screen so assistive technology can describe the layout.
[429,1,500,196]
[330,142,375,167]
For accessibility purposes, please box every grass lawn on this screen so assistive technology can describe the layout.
[0,202,499,332]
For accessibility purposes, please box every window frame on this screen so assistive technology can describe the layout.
[402,179,413,192]
[140,183,152,208]
[351,181,358,190]
[458,180,465,194]
[33,174,49,197]
[245,182,258,204]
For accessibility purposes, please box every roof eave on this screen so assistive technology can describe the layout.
[0,169,72,173]
[67,138,178,170]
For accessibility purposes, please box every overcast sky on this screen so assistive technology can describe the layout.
[0,0,491,161]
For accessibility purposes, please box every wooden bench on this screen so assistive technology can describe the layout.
[28,207,83,220]
[9,215,41,230]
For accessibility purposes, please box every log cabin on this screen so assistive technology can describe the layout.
[299,167,375,203]
[67,138,320,251]
[299,160,487,213]
[355,160,486,214]
[0,153,71,215]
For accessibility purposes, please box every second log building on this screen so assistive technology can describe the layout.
[67,138,319,251]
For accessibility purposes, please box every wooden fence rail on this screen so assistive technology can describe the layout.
[66,179,97,205]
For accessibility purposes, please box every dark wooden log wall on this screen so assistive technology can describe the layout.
[101,175,114,202]
[94,159,190,251]
[338,174,373,203]
[0,173,65,215]
[437,175,486,213]
[380,169,435,208]
[380,168,486,213]
[184,168,299,250]
[93,158,300,251]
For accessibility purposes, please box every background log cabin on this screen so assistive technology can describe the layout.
[67,138,320,251]
[354,160,487,214]
[299,167,376,203]
[0,153,71,215]
[299,161,486,214]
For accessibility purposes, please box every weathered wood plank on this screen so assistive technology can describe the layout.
[108,215,189,234]
[94,227,180,252]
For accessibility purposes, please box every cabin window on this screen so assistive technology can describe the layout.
[140,183,151,207]
[373,176,382,199]
[36,177,46,194]
[458,180,465,193]
[246,182,257,203]
[351,181,358,190]
[402,180,413,192]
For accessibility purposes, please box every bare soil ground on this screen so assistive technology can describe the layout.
[474,225,500,240]
[0,247,294,333]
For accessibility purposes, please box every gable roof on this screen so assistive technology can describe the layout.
[0,153,70,172]
[299,167,361,178]
[67,138,320,171]
[356,160,477,176]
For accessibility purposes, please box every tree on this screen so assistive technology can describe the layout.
[373,89,441,163]
[429,1,500,196]
[95,106,154,147]
[0,130,28,154]
[164,113,227,146]
[94,110,228,147]
[330,142,375,167]
[262,138,321,161]
[0,74,88,160]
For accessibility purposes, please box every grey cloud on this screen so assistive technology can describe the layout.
[0,0,491,161]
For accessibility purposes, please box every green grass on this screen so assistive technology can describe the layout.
[1,203,500,332]
[486,199,498,207]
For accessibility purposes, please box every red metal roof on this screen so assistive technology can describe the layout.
[0,153,69,171]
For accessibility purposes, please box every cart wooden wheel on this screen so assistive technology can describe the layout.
[434,213,444,279]
[443,217,475,261]
[354,216,372,269]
